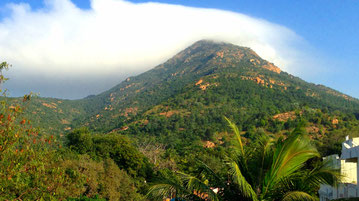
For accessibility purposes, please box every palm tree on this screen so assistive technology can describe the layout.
[225,117,340,201]
[147,118,340,201]
[147,168,220,201]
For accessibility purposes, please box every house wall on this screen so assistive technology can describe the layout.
[341,159,357,184]
[319,137,359,200]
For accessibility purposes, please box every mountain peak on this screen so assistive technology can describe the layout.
[189,39,228,47]
[187,39,243,51]
[163,40,281,74]
[21,40,359,135]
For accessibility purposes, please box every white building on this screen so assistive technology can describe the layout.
[319,136,359,200]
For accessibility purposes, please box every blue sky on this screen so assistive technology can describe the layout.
[0,0,358,99]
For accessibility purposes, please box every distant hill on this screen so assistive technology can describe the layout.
[14,40,359,147]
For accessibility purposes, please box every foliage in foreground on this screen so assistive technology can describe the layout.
[0,61,348,200]
[0,62,144,200]
[147,118,340,201]
[0,101,143,200]
[0,63,69,199]
[62,155,142,200]
[67,195,106,201]
[66,127,153,178]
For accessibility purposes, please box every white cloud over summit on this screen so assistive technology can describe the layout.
[0,0,309,99]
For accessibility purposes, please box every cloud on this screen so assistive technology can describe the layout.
[0,0,310,99]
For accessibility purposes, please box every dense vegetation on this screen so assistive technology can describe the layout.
[147,119,340,201]
[15,41,359,137]
[2,40,359,200]
[8,41,359,157]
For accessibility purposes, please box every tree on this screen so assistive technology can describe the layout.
[0,62,77,200]
[62,155,142,201]
[147,118,340,201]
[67,127,93,154]
[66,129,153,178]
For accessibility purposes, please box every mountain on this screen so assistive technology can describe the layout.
[14,40,359,146]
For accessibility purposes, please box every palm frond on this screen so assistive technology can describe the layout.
[229,161,258,201]
[282,191,318,201]
[224,116,244,156]
[197,160,223,186]
[146,183,179,201]
[263,133,319,197]
[253,134,275,187]
[146,170,188,200]
[224,117,254,183]
[178,171,219,201]
[304,159,341,188]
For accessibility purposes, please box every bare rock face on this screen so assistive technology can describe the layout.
[195,79,203,85]
[306,126,320,134]
[262,63,281,74]
[273,111,298,121]
[203,141,215,148]
[255,77,265,85]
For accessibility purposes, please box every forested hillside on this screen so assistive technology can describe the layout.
[12,40,358,154]
[16,40,359,137]
[2,41,359,200]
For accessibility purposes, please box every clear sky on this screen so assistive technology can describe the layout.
[0,0,358,99]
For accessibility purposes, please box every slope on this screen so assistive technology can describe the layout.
[70,40,359,134]
[14,40,359,137]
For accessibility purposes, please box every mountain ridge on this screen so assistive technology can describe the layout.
[12,40,359,135]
